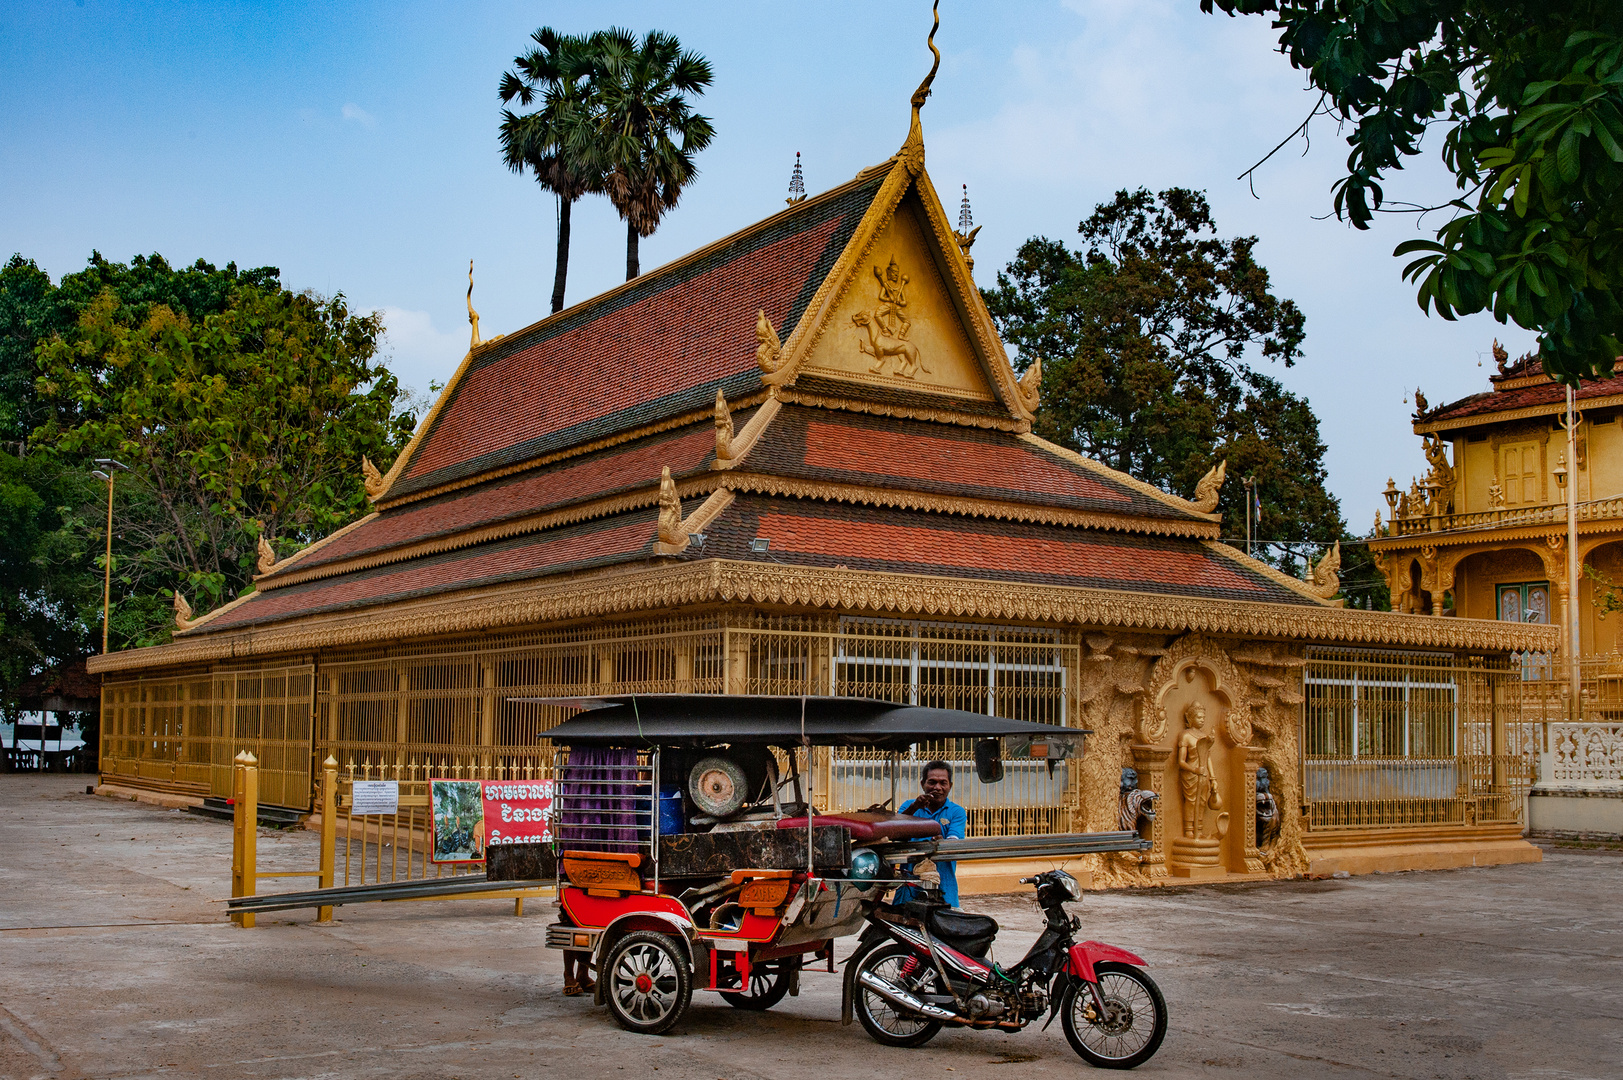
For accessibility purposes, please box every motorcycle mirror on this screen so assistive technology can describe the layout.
[973,739,1004,784]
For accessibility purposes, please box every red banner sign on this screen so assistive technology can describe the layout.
[482,779,554,848]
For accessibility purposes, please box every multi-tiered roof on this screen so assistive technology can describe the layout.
[91,100,1540,675]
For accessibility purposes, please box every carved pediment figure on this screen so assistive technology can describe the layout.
[1488,474,1506,508]
[755,310,785,374]
[852,255,930,379]
[256,534,277,576]
[657,467,686,548]
[1191,460,1226,514]
[174,590,197,631]
[713,390,735,461]
[361,456,386,499]
[1016,356,1042,412]
[1305,541,1341,600]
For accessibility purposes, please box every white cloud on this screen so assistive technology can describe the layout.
[341,103,375,127]
[377,306,462,404]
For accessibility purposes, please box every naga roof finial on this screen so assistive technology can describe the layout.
[896,1,940,176]
[466,259,481,350]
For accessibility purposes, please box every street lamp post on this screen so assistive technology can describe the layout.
[90,459,129,654]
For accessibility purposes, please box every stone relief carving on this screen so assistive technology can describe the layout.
[852,256,930,379]
[1118,766,1157,832]
[1171,701,1230,875]
[1255,765,1281,848]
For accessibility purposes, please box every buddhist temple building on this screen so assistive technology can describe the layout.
[88,67,1557,887]
[1372,347,1623,841]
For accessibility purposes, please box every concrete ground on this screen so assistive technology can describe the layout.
[1,776,1618,1080]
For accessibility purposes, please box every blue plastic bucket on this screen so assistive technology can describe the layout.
[657,785,684,836]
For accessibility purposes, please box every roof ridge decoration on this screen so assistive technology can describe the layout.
[1201,540,1340,607]
[1018,433,1218,522]
[712,393,781,471]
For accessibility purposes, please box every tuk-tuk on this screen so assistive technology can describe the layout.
[516,694,1155,1062]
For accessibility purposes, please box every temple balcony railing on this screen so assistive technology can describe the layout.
[1385,496,1623,538]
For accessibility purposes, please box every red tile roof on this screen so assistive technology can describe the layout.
[1424,370,1623,423]
[699,495,1311,605]
[278,419,725,576]
[388,176,885,498]
[199,514,659,633]
[745,407,1199,521]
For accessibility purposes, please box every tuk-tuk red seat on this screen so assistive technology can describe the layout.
[774,811,942,842]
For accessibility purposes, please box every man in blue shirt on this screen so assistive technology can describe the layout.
[895,760,968,908]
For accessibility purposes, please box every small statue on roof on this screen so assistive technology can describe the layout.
[1413,387,1428,416]
[174,590,197,631]
[1493,338,1509,374]
[256,534,277,576]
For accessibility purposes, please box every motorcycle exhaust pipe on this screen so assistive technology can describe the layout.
[857,970,959,1022]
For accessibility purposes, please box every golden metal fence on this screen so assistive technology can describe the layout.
[1302,648,1535,829]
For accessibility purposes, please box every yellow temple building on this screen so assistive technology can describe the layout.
[87,57,1559,886]
[1371,347,1623,840]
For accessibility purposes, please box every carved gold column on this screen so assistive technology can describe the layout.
[675,638,694,693]
[1243,746,1266,874]
[1129,745,1170,880]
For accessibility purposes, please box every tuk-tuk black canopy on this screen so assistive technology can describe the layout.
[517,694,1088,750]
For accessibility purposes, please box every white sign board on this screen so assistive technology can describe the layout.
[350,780,399,816]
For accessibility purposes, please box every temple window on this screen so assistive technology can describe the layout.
[1500,441,1541,505]
[1497,582,1550,624]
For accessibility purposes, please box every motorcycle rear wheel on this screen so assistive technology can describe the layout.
[1060,962,1167,1069]
[853,943,944,1048]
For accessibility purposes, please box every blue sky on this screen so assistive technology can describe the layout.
[2,0,1535,535]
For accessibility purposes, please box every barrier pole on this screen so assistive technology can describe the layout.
[238,752,259,928]
[230,751,247,925]
[318,756,337,923]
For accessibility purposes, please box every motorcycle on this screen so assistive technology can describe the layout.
[842,869,1166,1070]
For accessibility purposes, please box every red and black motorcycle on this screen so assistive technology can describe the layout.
[842,869,1166,1070]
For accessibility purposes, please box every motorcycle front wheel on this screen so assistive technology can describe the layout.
[1060,962,1167,1069]
[853,943,944,1048]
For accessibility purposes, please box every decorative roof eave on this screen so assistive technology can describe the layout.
[775,386,1026,432]
[759,141,1032,426]
[89,558,1557,676]
[1202,540,1339,606]
[1019,433,1219,523]
[1368,514,1623,552]
[1416,392,1623,435]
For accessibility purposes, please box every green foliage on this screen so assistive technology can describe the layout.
[985,188,1369,600]
[500,25,715,285]
[1202,1,1623,383]
[33,280,415,638]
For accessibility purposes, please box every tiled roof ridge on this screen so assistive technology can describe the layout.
[1201,539,1339,607]
[372,165,897,507]
[1016,433,1217,522]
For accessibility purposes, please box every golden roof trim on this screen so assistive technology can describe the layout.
[1368,515,1623,551]
[776,387,1028,432]
[91,558,1556,675]
[719,472,1222,537]
[255,511,379,579]
[1415,392,1623,434]
[1017,433,1217,522]
[1202,539,1340,607]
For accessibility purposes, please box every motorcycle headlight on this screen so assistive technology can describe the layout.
[848,847,882,891]
[1052,869,1082,901]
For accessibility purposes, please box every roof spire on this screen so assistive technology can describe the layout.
[953,183,981,274]
[786,151,806,205]
[895,0,939,177]
[466,259,481,350]
[958,183,973,233]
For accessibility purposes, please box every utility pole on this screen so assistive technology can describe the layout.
[90,459,128,654]
[1565,386,1581,710]
[1241,476,1256,557]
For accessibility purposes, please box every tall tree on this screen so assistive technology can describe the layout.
[984,188,1362,594]
[1201,1,1623,383]
[499,28,602,315]
[30,255,418,647]
[588,28,715,280]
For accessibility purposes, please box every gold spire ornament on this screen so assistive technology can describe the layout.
[361,455,386,499]
[1191,460,1227,514]
[755,310,785,373]
[256,534,277,576]
[1016,356,1042,412]
[1306,541,1342,600]
[714,390,735,461]
[895,0,940,177]
[174,590,197,631]
[786,152,807,205]
[467,259,481,350]
[954,184,981,273]
[656,466,688,550]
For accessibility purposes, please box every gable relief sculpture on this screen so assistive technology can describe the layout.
[853,256,932,380]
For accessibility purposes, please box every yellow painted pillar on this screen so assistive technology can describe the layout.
[231,751,259,928]
[317,756,337,923]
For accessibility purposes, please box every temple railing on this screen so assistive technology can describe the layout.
[1384,496,1623,537]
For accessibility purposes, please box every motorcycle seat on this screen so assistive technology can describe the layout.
[774,811,942,841]
[926,907,999,960]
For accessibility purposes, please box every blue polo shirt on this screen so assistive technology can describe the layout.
[896,796,968,907]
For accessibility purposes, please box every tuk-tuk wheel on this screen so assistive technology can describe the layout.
[720,958,796,1011]
[603,931,692,1036]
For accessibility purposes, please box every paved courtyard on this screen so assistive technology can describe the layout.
[0,775,1617,1080]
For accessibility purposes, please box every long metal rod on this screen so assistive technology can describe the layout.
[227,875,550,913]
[1567,384,1582,711]
[101,472,113,654]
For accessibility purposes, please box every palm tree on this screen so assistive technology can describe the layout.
[587,28,715,280]
[499,28,601,314]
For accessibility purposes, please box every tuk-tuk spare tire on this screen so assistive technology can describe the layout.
[688,756,749,817]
